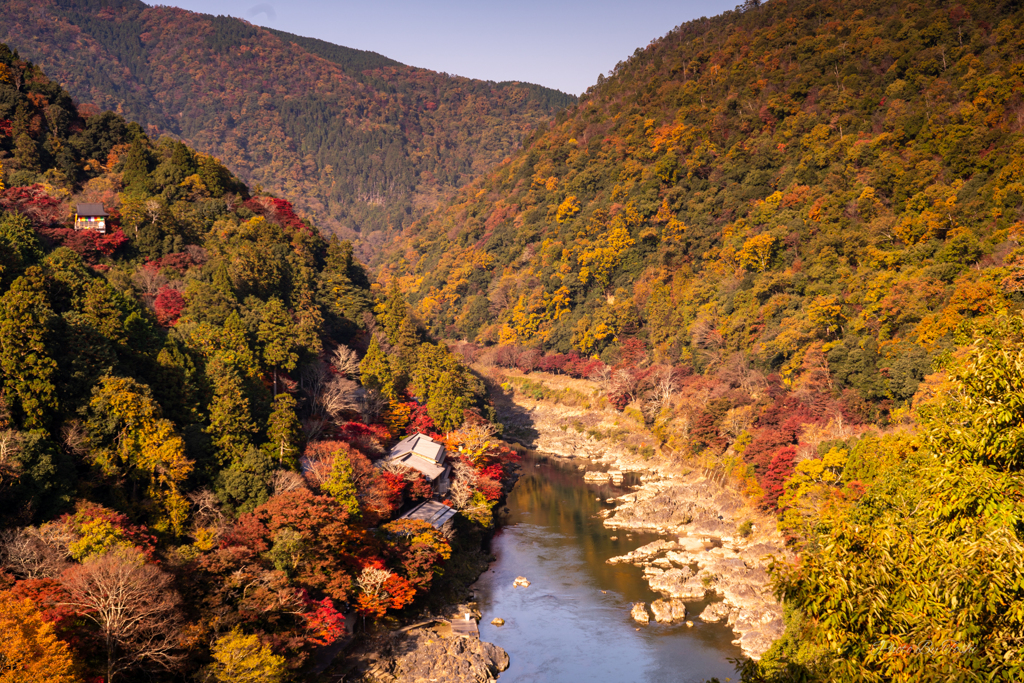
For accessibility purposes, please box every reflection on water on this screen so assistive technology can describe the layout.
[473,453,742,683]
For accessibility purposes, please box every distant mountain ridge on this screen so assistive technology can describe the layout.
[0,0,575,247]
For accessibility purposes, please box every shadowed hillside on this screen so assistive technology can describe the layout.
[0,0,575,248]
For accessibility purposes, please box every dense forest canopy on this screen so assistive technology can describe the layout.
[0,0,575,249]
[383,0,1024,398]
[0,43,519,682]
[3,0,1024,680]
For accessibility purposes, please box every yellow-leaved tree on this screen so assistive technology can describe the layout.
[87,376,193,534]
[209,629,286,683]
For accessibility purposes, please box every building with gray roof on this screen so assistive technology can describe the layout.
[387,433,450,495]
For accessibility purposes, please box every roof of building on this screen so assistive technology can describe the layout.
[391,433,446,463]
[76,203,108,217]
[387,433,449,480]
[398,500,457,528]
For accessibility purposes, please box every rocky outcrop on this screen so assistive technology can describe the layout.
[388,630,509,683]
[699,602,733,623]
[487,368,790,660]
[608,536,786,657]
[607,539,679,564]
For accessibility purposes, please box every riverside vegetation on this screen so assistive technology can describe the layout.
[2,0,1024,681]
[375,0,1024,680]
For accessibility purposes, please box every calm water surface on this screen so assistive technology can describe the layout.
[472,452,743,683]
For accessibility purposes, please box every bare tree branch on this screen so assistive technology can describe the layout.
[60,549,184,682]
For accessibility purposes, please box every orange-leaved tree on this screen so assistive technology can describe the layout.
[0,590,79,683]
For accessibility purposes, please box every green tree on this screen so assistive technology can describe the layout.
[317,238,371,331]
[264,393,301,469]
[119,137,154,192]
[0,268,58,429]
[377,283,419,381]
[322,448,359,518]
[215,445,274,515]
[427,368,469,433]
[246,296,299,392]
[0,212,43,284]
[205,356,258,465]
[360,336,395,400]
[12,133,40,174]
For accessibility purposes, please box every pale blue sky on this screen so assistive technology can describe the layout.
[156,0,740,95]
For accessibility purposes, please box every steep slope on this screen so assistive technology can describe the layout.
[386,0,1024,398]
[0,0,575,246]
[0,43,516,681]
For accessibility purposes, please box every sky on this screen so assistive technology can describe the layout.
[156,0,741,95]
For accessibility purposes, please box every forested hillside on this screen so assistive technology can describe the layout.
[0,45,518,682]
[377,0,1024,679]
[0,0,574,248]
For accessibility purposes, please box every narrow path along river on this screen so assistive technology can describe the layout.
[472,451,744,683]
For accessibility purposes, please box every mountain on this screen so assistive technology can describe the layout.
[373,0,1024,678]
[383,0,1024,392]
[0,0,575,248]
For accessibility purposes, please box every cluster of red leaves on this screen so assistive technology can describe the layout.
[223,489,365,602]
[9,578,77,632]
[760,446,797,511]
[334,421,390,458]
[0,185,66,227]
[494,345,605,379]
[245,196,313,236]
[146,250,206,275]
[154,287,185,326]
[37,227,129,262]
[299,592,346,646]
[406,476,434,503]
[407,404,436,435]
[353,573,415,619]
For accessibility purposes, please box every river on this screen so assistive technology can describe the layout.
[472,451,744,683]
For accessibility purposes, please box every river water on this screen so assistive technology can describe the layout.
[472,452,744,683]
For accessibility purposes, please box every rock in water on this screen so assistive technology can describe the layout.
[631,602,650,625]
[491,618,505,626]
[651,598,687,624]
[670,599,688,623]
[512,576,531,588]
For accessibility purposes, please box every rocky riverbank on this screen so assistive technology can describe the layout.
[342,616,509,683]
[486,368,789,660]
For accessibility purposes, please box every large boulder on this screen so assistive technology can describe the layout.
[647,567,708,599]
[630,603,650,625]
[391,631,509,683]
[650,598,687,624]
